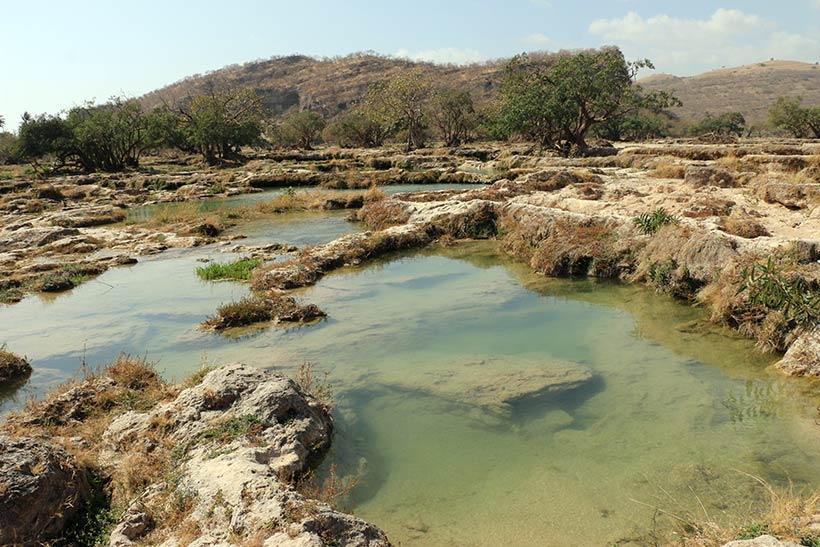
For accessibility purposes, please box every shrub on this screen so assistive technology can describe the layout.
[196,258,260,281]
[737,257,820,327]
[633,208,678,235]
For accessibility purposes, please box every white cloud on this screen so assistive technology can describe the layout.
[588,9,820,75]
[523,33,552,47]
[394,47,485,66]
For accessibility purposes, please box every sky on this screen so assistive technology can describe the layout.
[1,0,819,130]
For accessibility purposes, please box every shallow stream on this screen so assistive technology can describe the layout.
[3,204,820,546]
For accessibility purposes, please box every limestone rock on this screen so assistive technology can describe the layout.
[776,326,820,377]
[99,364,392,546]
[0,226,81,251]
[685,165,736,187]
[721,535,802,547]
[0,436,89,545]
[378,357,593,417]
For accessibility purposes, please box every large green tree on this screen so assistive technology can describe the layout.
[173,88,264,164]
[17,98,172,171]
[498,48,680,155]
[769,96,820,138]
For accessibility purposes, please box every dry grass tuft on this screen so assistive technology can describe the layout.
[651,159,686,179]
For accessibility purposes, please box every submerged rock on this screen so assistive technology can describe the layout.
[378,357,593,417]
[0,436,89,545]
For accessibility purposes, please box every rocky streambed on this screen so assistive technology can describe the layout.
[2,141,820,546]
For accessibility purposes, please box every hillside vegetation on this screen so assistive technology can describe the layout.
[143,54,820,128]
[640,60,820,128]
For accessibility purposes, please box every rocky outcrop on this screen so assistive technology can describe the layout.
[0,436,89,545]
[776,325,820,377]
[100,363,390,546]
[759,182,820,210]
[685,165,736,187]
[253,224,432,291]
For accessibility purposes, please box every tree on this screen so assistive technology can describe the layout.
[323,108,390,148]
[280,110,325,149]
[497,48,680,155]
[173,88,264,164]
[430,88,476,147]
[17,112,75,169]
[66,97,168,171]
[0,115,4,130]
[593,111,672,141]
[688,112,746,137]
[769,96,820,138]
[362,72,433,151]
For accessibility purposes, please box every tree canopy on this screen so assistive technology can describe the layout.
[497,48,680,155]
[769,96,820,138]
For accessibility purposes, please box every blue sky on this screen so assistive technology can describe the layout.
[2,0,819,130]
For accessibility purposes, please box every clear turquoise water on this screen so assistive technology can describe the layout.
[2,228,819,546]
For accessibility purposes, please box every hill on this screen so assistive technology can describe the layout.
[639,60,820,129]
[141,53,507,118]
[143,54,820,129]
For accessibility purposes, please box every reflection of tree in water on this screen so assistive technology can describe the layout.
[722,380,779,423]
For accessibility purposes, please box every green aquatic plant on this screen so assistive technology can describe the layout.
[196,258,260,281]
[737,256,820,327]
[633,207,678,235]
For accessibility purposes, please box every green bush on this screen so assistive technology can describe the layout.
[633,208,678,235]
[737,257,820,327]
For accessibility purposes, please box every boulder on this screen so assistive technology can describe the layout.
[685,165,736,188]
[759,183,820,210]
[776,326,820,377]
[100,364,390,546]
[0,436,89,545]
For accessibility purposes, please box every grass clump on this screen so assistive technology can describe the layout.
[196,258,260,281]
[0,345,32,385]
[634,207,678,235]
[200,294,326,332]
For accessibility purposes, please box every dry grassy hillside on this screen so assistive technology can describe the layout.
[143,54,820,129]
[142,53,506,117]
[639,60,820,129]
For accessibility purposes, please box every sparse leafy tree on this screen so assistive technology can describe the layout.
[688,112,746,137]
[593,111,672,141]
[362,72,433,151]
[173,88,264,164]
[769,96,820,138]
[323,109,386,148]
[280,110,325,149]
[497,48,680,156]
[430,88,476,147]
